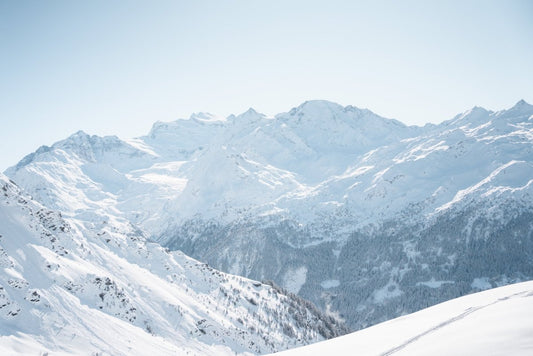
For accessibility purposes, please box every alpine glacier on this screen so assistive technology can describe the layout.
[5,99,533,330]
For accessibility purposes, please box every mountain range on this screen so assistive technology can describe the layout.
[5,99,533,332]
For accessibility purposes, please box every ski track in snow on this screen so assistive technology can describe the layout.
[382,290,531,355]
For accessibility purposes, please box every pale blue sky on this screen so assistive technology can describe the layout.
[1,0,532,170]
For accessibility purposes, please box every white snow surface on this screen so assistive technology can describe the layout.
[0,174,335,355]
[282,266,308,294]
[275,280,533,356]
[5,100,533,246]
[320,280,340,289]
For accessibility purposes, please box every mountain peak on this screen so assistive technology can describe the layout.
[494,99,533,121]
[232,107,266,122]
[61,130,95,146]
[69,130,90,138]
[291,100,344,114]
[243,107,259,115]
[511,99,532,110]
[446,106,492,126]
[343,104,367,113]
[189,112,224,122]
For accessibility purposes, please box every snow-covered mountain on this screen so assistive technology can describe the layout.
[0,174,347,355]
[275,280,533,356]
[5,99,533,330]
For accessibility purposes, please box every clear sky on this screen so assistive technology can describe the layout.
[1,0,532,170]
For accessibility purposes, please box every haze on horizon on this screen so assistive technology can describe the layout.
[1,0,532,170]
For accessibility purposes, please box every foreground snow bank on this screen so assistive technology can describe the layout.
[275,280,533,355]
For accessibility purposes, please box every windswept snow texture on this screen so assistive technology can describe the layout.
[0,175,347,355]
[275,280,533,356]
[6,99,533,329]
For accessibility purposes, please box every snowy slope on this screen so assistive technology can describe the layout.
[5,99,533,330]
[0,174,346,355]
[275,280,533,356]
